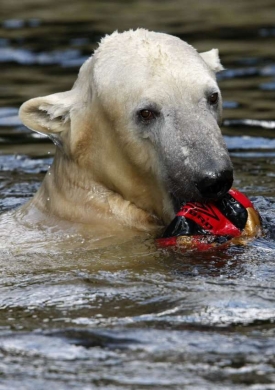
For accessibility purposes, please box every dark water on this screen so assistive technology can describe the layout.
[1,1,275,389]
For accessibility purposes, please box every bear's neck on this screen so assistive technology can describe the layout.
[28,149,174,234]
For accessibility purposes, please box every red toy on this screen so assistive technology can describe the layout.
[157,189,262,250]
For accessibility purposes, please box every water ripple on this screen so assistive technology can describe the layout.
[0,47,88,67]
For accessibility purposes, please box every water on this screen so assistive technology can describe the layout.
[1,1,275,388]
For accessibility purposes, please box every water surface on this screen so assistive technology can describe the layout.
[0,1,275,389]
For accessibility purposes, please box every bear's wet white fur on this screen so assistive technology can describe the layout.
[18,29,232,244]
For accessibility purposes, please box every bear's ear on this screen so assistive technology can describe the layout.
[199,49,224,73]
[19,91,74,135]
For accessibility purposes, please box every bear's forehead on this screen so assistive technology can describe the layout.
[93,29,211,84]
[96,29,200,66]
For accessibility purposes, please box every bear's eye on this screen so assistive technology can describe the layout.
[208,92,219,105]
[139,109,156,121]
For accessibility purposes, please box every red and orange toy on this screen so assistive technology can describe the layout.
[157,189,262,250]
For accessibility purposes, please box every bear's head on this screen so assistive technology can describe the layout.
[19,29,233,223]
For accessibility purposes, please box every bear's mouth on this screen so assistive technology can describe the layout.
[168,177,205,213]
[169,187,229,214]
[168,171,233,213]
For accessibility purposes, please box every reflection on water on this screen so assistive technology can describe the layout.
[0,1,275,389]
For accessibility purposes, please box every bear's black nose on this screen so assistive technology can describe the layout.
[196,169,233,200]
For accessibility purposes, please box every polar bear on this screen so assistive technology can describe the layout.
[18,29,233,242]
